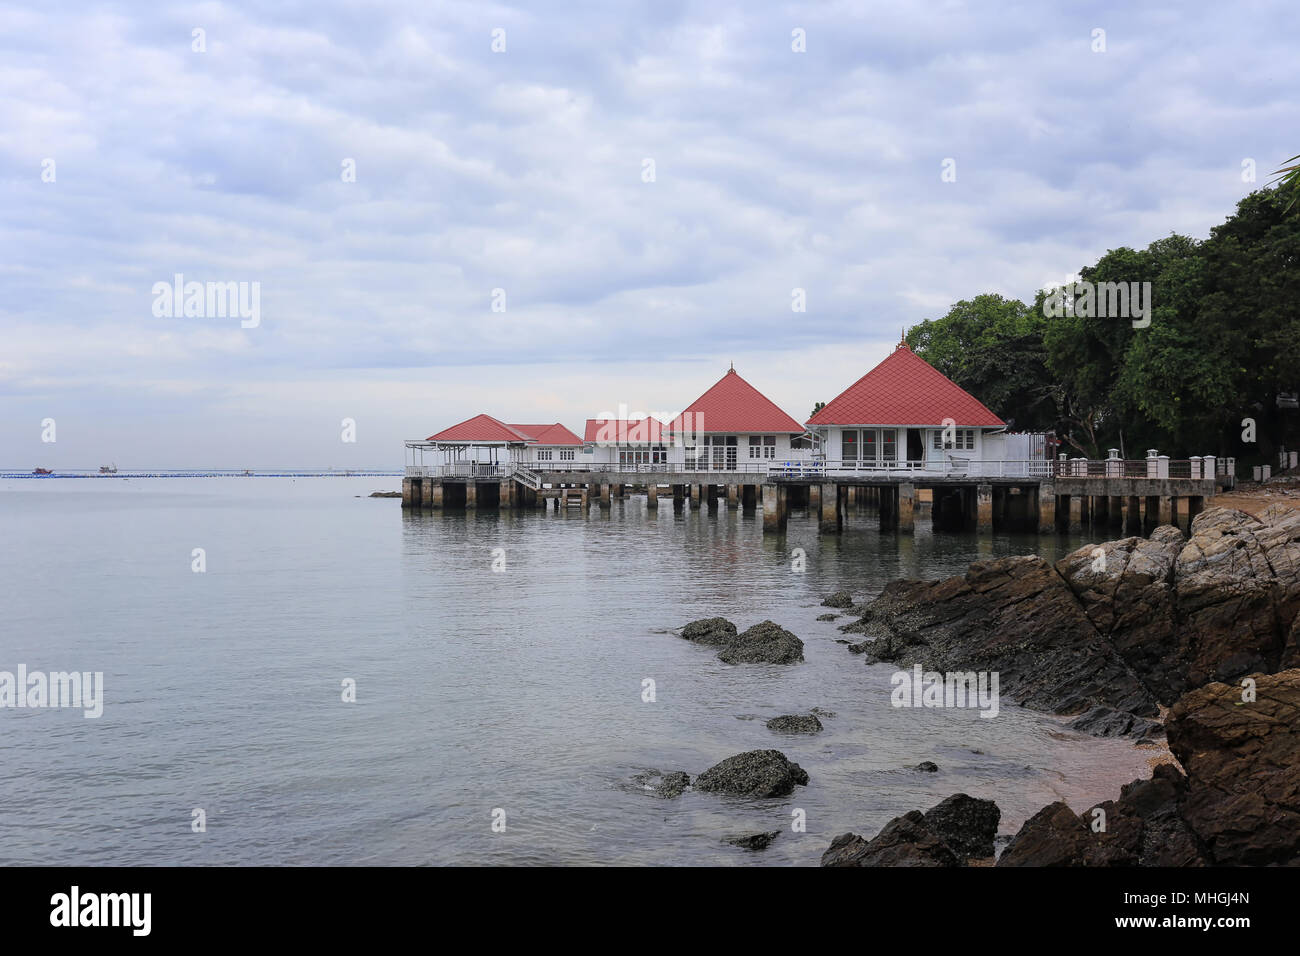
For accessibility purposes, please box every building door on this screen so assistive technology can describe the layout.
[725,436,738,470]
[906,428,925,464]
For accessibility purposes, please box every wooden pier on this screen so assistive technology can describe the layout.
[402,456,1225,536]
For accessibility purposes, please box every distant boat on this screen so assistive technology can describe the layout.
[33,468,52,475]
[242,469,253,476]
[99,463,118,474]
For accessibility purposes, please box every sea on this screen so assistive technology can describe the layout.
[0,476,1154,865]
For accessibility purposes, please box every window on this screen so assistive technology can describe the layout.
[932,428,976,451]
[862,430,876,462]
[559,449,575,461]
[882,429,897,462]
[652,445,666,464]
[537,449,553,461]
[842,430,858,461]
[748,435,762,458]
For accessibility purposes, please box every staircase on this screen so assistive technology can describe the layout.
[511,463,542,490]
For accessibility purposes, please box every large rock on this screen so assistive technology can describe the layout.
[694,749,809,798]
[717,620,805,665]
[1176,507,1300,687]
[821,793,999,867]
[844,507,1300,732]
[1166,669,1300,865]
[847,554,1158,721]
[821,812,960,867]
[922,794,1001,859]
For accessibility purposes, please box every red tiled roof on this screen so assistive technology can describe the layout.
[509,423,583,446]
[667,368,804,434]
[427,414,532,443]
[808,344,1004,427]
[584,418,668,444]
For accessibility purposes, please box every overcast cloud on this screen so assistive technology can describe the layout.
[2,0,1297,467]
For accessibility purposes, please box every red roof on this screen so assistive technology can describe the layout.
[584,418,668,444]
[808,344,1004,427]
[509,423,582,446]
[667,368,804,435]
[427,414,532,443]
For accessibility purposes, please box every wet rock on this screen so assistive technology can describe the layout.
[810,707,836,718]
[1166,669,1300,865]
[821,812,959,867]
[694,749,809,798]
[816,613,839,622]
[368,490,402,497]
[1068,705,1163,739]
[848,555,1159,722]
[724,831,780,851]
[717,620,805,665]
[632,770,691,799]
[922,794,1001,859]
[680,617,738,645]
[821,590,854,609]
[765,714,823,734]
[998,764,1204,867]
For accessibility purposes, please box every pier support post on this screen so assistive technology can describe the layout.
[727,484,739,509]
[1126,496,1141,534]
[1037,482,1056,534]
[899,483,916,534]
[647,484,658,510]
[499,481,512,509]
[600,483,611,509]
[1108,495,1123,527]
[819,483,840,533]
[706,484,719,512]
[402,478,414,508]
[1159,496,1173,527]
[430,482,444,509]
[465,482,477,509]
[809,484,821,509]
[691,483,702,508]
[673,484,685,512]
[762,484,787,532]
[1067,494,1082,532]
[977,483,993,533]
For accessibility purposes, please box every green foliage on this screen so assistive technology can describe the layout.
[909,189,1300,461]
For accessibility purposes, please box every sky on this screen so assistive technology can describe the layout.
[2,0,1297,468]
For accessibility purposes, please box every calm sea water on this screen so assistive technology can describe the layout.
[0,478,1152,866]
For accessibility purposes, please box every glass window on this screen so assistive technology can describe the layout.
[882,429,897,462]
[842,430,858,460]
[863,430,876,462]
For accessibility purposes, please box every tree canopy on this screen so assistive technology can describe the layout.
[905,188,1300,465]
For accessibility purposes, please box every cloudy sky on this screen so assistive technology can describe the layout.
[2,0,1296,468]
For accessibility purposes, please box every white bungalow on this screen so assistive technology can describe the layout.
[666,368,809,472]
[408,414,583,476]
[806,342,1042,476]
[582,418,671,468]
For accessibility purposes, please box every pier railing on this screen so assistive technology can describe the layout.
[403,456,1225,483]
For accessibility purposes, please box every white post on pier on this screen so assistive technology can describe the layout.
[1106,448,1121,478]
[1146,450,1159,479]
[1189,456,1202,479]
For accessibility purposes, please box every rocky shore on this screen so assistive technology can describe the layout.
[824,506,1300,866]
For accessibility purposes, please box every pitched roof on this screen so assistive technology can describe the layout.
[667,368,804,434]
[808,344,1004,428]
[584,418,668,444]
[427,414,532,443]
[509,423,583,446]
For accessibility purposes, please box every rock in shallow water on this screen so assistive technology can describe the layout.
[694,749,809,798]
[717,620,805,665]
[821,590,854,608]
[680,617,738,645]
[821,793,999,867]
[724,831,780,851]
[765,714,823,734]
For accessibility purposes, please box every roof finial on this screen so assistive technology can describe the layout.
[899,328,907,348]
